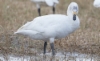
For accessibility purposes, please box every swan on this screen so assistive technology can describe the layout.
[93,0,100,7]
[14,2,80,55]
[31,0,59,16]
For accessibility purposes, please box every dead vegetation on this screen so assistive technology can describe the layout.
[0,0,100,56]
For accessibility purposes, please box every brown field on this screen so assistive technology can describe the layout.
[0,0,100,60]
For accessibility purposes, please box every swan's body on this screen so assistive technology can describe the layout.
[15,2,80,55]
[15,14,79,40]
[93,0,100,7]
[31,0,59,16]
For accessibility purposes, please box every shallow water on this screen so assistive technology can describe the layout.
[0,52,100,61]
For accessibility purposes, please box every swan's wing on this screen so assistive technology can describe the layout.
[15,18,45,35]
[17,14,66,30]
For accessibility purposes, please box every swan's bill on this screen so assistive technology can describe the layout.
[73,12,77,20]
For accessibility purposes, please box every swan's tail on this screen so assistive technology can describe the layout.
[14,22,31,34]
[14,30,39,35]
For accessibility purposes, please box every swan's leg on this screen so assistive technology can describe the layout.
[38,8,41,16]
[50,43,55,55]
[52,6,55,14]
[36,4,41,16]
[44,41,47,54]
[50,38,55,55]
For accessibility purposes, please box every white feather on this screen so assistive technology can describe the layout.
[45,0,59,6]
[31,0,59,7]
[93,0,100,7]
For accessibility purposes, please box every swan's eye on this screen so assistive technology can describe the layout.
[73,6,78,11]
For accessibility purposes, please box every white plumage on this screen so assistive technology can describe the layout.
[15,15,79,40]
[31,0,59,7]
[31,0,59,16]
[14,2,80,55]
[93,0,100,7]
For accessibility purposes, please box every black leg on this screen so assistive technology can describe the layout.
[44,42,47,54]
[52,6,55,14]
[50,43,55,55]
[38,8,41,16]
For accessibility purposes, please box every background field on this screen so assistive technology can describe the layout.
[0,0,100,56]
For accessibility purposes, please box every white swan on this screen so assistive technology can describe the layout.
[31,0,59,16]
[14,2,80,55]
[93,0,100,7]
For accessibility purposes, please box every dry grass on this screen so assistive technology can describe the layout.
[0,0,100,57]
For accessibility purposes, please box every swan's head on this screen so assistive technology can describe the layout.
[93,0,100,8]
[67,2,79,20]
